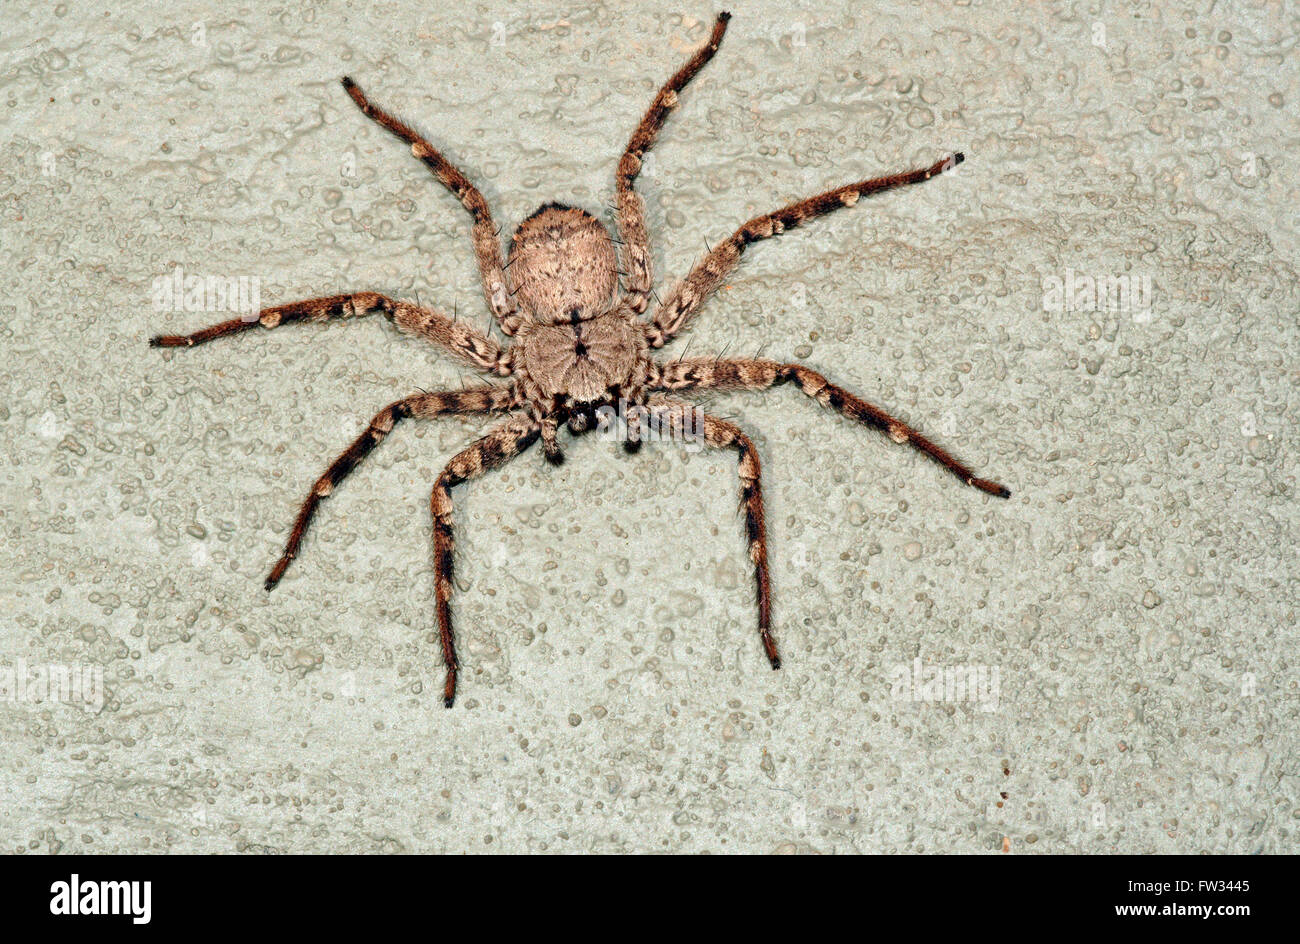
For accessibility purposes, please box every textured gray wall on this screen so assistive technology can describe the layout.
[2,0,1295,853]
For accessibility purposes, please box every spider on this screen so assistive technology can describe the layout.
[150,12,1011,707]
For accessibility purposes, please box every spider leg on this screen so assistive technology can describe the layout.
[150,292,509,375]
[341,78,523,336]
[539,415,564,465]
[615,12,731,313]
[645,394,779,669]
[645,153,965,347]
[265,385,519,591]
[622,400,646,454]
[655,357,1011,497]
[431,414,541,707]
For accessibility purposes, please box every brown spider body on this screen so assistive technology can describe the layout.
[508,203,620,323]
[151,12,1011,708]
[516,311,644,407]
[509,203,645,423]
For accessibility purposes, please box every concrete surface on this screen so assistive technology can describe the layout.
[1,0,1296,854]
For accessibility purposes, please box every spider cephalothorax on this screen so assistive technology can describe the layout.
[151,12,1011,707]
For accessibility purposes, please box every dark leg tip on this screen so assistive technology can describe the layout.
[341,76,356,90]
[971,478,1010,499]
[544,449,565,467]
[769,656,782,671]
[264,560,288,592]
[718,11,732,22]
[622,440,642,454]
[148,336,162,347]
[953,151,965,165]
[442,695,455,709]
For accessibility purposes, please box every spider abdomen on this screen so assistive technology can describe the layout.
[507,203,619,324]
